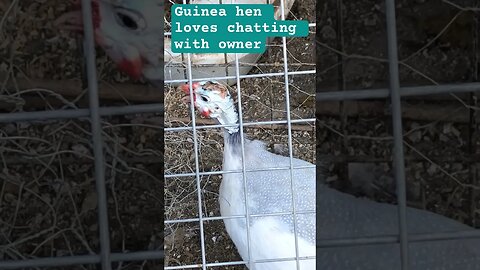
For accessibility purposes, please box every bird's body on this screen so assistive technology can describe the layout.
[221,134,316,269]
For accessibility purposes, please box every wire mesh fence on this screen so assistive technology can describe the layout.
[0,0,164,269]
[317,0,479,269]
[1,0,479,269]
[164,0,315,269]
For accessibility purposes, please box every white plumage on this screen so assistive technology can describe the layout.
[221,137,316,269]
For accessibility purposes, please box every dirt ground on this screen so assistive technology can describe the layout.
[318,0,479,227]
[0,1,163,269]
[164,0,316,269]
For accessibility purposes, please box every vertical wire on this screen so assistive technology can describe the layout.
[182,1,207,269]
[336,0,350,190]
[279,0,301,268]
[187,56,208,270]
[470,0,479,227]
[81,0,112,269]
[234,48,254,270]
[385,0,409,269]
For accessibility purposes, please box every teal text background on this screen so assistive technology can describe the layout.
[171,4,309,53]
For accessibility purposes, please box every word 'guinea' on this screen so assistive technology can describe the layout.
[174,5,262,17]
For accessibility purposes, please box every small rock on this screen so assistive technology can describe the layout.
[3,123,16,134]
[72,144,90,155]
[427,164,437,176]
[439,134,449,142]
[273,144,288,156]
[442,123,452,134]
[4,193,16,203]
[364,15,377,26]
[89,224,98,232]
[0,62,8,72]
[320,25,336,40]
[407,130,422,143]
[452,163,463,172]
[81,191,98,213]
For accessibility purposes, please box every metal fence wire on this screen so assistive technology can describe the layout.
[1,0,480,269]
[317,0,479,270]
[164,0,315,269]
[0,0,164,269]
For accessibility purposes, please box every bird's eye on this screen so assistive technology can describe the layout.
[114,7,146,31]
[201,96,210,102]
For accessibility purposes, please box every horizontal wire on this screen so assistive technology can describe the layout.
[9,81,479,124]
[165,118,315,132]
[0,103,163,123]
[165,164,316,179]
[316,82,480,101]
[0,251,164,269]
[165,69,315,84]
[317,229,480,248]
[163,255,315,269]
[164,209,316,224]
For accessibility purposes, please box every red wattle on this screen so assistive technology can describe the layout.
[201,109,210,117]
[117,58,143,79]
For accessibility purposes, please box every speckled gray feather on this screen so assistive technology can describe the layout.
[220,132,316,269]
[317,181,480,269]
[224,134,316,240]
[221,133,480,270]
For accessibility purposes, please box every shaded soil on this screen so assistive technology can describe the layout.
[0,1,163,269]
[317,0,479,228]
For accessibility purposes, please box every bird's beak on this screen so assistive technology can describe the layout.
[200,108,211,117]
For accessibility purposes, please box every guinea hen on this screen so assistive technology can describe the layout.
[182,81,316,269]
[183,81,480,270]
[55,0,163,87]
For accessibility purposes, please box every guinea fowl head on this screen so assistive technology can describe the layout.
[55,0,163,80]
[181,81,239,133]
